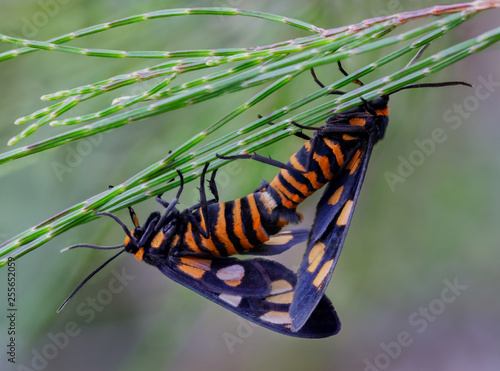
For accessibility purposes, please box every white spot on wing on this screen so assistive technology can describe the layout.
[260,311,292,324]
[265,291,294,304]
[219,294,242,307]
[269,280,293,295]
[216,264,245,281]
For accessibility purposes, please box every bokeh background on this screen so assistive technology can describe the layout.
[1,1,499,370]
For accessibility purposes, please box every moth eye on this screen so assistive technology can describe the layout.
[370,96,389,109]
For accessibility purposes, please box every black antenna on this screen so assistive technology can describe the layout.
[57,249,126,312]
[60,243,124,252]
[327,45,471,98]
[388,44,472,94]
[57,209,139,312]
[388,81,472,96]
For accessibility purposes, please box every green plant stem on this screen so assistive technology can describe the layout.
[1,3,499,266]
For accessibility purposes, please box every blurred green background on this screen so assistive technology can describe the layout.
[1,1,499,370]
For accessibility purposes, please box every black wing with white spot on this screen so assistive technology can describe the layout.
[156,256,340,338]
[290,141,374,332]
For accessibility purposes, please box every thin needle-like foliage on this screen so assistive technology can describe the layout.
[1,2,499,265]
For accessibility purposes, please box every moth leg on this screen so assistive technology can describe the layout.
[154,170,184,231]
[208,168,219,202]
[310,68,346,95]
[304,133,320,172]
[194,163,212,239]
[216,153,304,173]
[320,124,369,134]
[187,167,219,211]
[259,114,311,141]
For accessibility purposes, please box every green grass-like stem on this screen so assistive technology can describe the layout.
[0,2,499,266]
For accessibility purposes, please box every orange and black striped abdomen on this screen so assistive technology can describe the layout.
[268,136,360,211]
[182,192,283,256]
